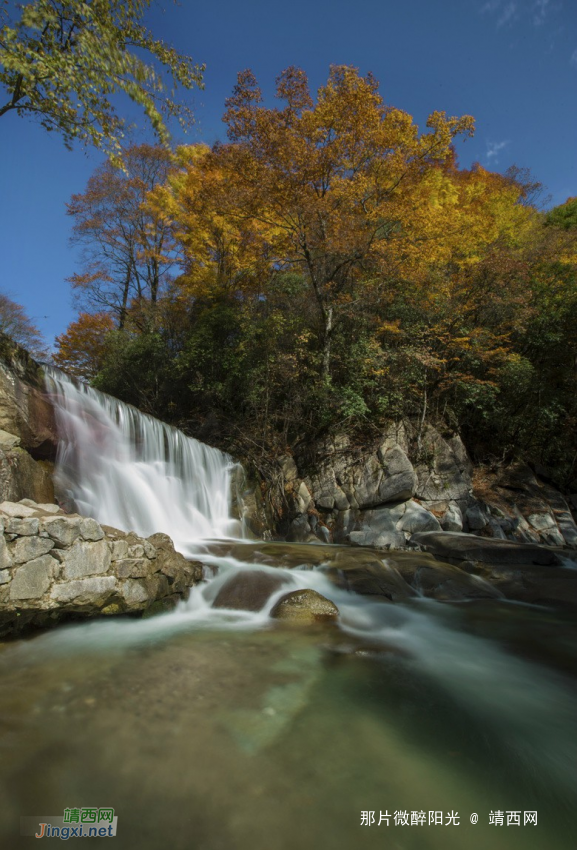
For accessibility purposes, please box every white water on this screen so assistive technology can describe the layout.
[45,368,240,553]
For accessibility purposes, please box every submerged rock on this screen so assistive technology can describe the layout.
[411,530,563,566]
[212,570,288,612]
[270,589,339,624]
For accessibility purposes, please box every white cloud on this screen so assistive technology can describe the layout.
[486,140,510,162]
[533,0,550,27]
[497,1,517,27]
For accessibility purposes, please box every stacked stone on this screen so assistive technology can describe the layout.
[0,499,202,637]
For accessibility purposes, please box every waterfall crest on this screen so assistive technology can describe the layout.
[45,368,239,553]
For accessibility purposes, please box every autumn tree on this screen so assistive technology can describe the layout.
[53,311,115,379]
[160,66,475,377]
[0,292,47,357]
[0,1,204,159]
[67,143,176,329]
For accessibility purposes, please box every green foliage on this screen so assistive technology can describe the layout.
[0,1,204,159]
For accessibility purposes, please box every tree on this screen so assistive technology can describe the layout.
[160,66,475,377]
[67,143,176,328]
[0,1,204,159]
[0,291,47,357]
[53,311,114,378]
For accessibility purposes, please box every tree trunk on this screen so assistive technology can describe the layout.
[322,305,333,380]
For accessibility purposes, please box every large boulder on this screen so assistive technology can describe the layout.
[270,589,339,625]
[212,569,288,612]
[411,530,562,566]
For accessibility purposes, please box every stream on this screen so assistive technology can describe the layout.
[0,371,575,848]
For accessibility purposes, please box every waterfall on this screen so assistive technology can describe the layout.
[45,368,239,554]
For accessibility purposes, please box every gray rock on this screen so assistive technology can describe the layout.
[9,555,57,600]
[115,558,159,579]
[527,513,556,532]
[9,535,54,564]
[440,503,463,532]
[80,517,105,541]
[411,531,562,566]
[51,576,118,605]
[0,569,11,585]
[465,504,488,531]
[0,535,12,570]
[41,516,82,547]
[4,516,39,536]
[121,579,150,607]
[110,539,129,560]
[128,543,145,558]
[0,500,37,518]
[397,501,441,533]
[59,538,112,579]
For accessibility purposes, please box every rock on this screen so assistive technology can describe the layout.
[465,503,488,531]
[9,534,54,564]
[0,500,37,518]
[212,570,289,612]
[20,499,61,514]
[51,576,118,606]
[527,513,556,532]
[57,538,112,579]
[110,539,129,560]
[0,448,54,504]
[270,589,339,624]
[325,550,414,602]
[9,555,57,600]
[411,531,562,566]
[80,517,105,541]
[4,516,39,536]
[397,501,441,534]
[277,456,298,482]
[0,535,12,570]
[440,503,463,532]
[121,579,150,608]
[115,558,160,579]
[41,515,82,547]
[414,426,473,503]
[0,430,20,451]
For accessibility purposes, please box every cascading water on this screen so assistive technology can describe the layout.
[45,367,240,554]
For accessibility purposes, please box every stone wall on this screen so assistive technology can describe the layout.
[0,499,203,637]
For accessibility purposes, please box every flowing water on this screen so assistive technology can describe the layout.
[0,372,576,848]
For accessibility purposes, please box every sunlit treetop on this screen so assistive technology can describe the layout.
[0,0,204,162]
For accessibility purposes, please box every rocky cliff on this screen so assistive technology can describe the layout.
[238,421,577,553]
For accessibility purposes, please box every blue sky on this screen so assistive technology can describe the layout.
[1,0,576,347]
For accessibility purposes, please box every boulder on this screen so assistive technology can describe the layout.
[270,589,339,624]
[212,570,289,612]
[411,531,562,566]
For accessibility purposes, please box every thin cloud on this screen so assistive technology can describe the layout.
[498,1,517,28]
[533,0,550,27]
[571,48,577,66]
[486,140,510,162]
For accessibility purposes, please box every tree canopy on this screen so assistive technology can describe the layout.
[0,0,204,159]
[53,65,577,483]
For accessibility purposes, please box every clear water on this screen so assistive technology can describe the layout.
[1,372,575,848]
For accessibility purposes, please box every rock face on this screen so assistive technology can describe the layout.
[0,499,203,637]
[0,338,58,504]
[238,422,577,555]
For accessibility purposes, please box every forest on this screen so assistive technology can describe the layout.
[51,66,577,483]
